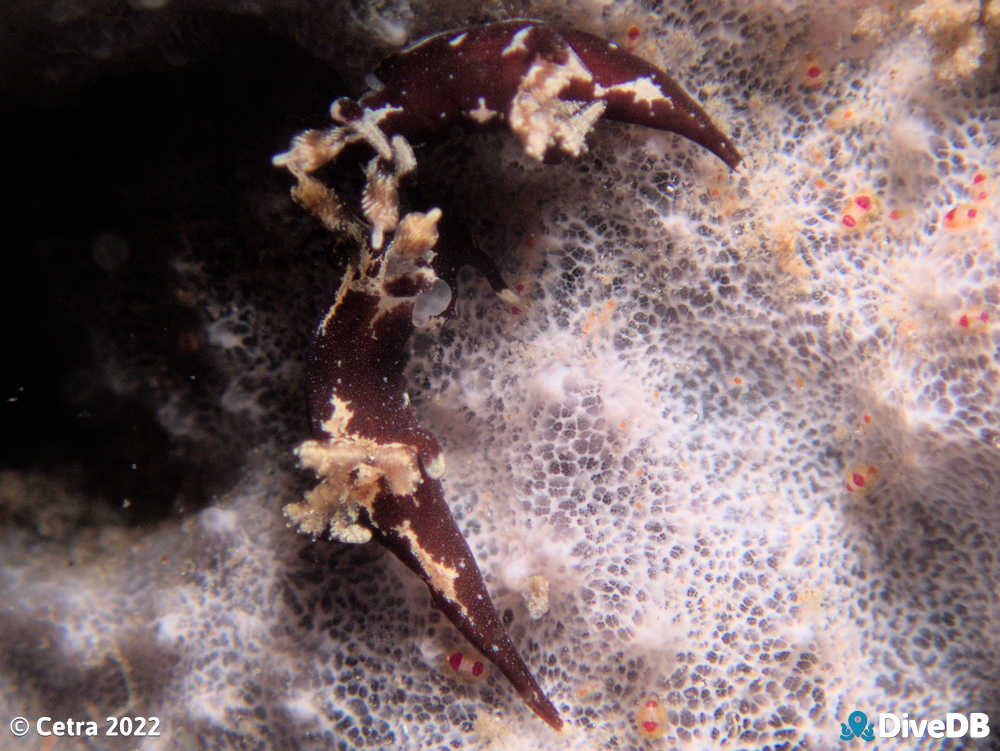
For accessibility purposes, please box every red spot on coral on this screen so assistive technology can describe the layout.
[806,64,821,78]
[958,314,970,328]
[852,472,866,488]
[980,311,989,323]
[863,414,872,424]
[733,376,743,385]
[973,173,986,184]
[515,283,525,293]
[967,208,977,219]
[510,306,522,315]
[855,195,872,211]
[646,700,659,708]
[472,661,484,676]
[889,209,902,220]
[643,721,660,733]
[842,215,857,228]
[945,208,957,222]
[449,652,463,671]
[978,192,988,201]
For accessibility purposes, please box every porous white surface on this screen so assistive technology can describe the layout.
[2,1,998,750]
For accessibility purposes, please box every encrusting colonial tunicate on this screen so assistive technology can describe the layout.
[272,18,740,731]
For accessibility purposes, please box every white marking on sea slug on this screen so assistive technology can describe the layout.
[502,26,534,57]
[466,97,499,124]
[594,76,674,110]
[394,520,468,617]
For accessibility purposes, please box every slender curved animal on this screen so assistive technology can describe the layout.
[274,19,741,731]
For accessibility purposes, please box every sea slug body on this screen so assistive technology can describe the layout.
[273,18,742,732]
[356,19,742,168]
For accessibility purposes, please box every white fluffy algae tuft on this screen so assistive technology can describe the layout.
[2,1,998,750]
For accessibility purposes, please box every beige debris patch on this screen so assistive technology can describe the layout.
[523,574,550,619]
[367,205,445,326]
[361,157,399,250]
[388,133,417,176]
[286,404,425,543]
[272,128,337,175]
[908,0,994,80]
[296,437,422,497]
[344,104,401,160]
[394,519,467,617]
[390,208,442,258]
[360,135,418,251]
[509,52,607,161]
[283,482,373,543]
[273,104,403,181]
[275,104,414,253]
[289,175,363,241]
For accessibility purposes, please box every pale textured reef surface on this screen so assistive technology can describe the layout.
[2,1,999,750]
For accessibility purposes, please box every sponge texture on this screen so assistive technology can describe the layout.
[2,1,998,750]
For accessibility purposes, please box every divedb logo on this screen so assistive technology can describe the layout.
[840,710,991,741]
